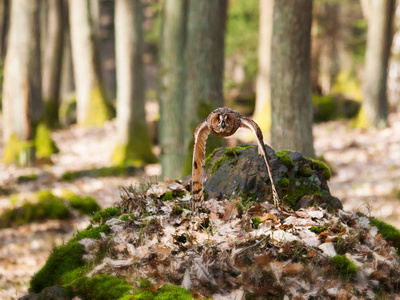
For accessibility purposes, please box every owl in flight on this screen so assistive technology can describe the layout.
[192,107,280,209]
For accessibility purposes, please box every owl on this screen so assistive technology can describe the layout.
[192,107,280,209]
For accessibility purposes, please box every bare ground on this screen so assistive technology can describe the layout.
[0,111,399,299]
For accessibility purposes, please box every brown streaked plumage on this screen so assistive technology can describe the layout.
[192,107,280,210]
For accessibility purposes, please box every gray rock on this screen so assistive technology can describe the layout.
[202,145,342,210]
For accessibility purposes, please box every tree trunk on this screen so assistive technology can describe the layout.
[360,0,394,128]
[94,0,116,100]
[0,0,9,62]
[42,0,64,128]
[253,0,273,137]
[158,0,187,178]
[112,0,157,167]
[69,0,111,127]
[270,0,315,157]
[182,0,228,176]
[2,0,42,165]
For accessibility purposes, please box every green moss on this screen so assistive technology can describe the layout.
[91,207,121,224]
[312,94,336,123]
[17,173,38,183]
[283,184,320,210]
[0,191,71,228]
[369,218,400,251]
[276,151,295,169]
[332,254,358,279]
[66,274,134,300]
[161,191,174,201]
[307,158,332,180]
[204,147,222,168]
[298,165,312,177]
[278,177,290,189]
[29,241,85,293]
[112,121,157,167]
[3,133,35,166]
[34,122,59,159]
[61,166,136,181]
[82,86,113,127]
[119,214,136,221]
[209,146,252,175]
[61,190,100,216]
[251,217,261,229]
[72,224,111,242]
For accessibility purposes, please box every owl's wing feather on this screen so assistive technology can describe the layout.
[192,120,211,207]
[240,117,280,207]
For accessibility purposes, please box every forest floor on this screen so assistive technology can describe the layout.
[0,111,399,299]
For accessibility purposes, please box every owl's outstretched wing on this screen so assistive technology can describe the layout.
[240,117,280,207]
[192,120,211,207]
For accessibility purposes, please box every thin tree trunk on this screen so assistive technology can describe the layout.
[158,0,187,178]
[42,0,64,128]
[69,0,111,127]
[271,0,315,157]
[2,0,43,165]
[360,0,394,128]
[113,0,156,166]
[254,0,274,137]
[182,0,228,176]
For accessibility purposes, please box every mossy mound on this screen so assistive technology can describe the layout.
[312,93,360,123]
[61,166,137,181]
[0,190,100,228]
[22,182,400,299]
[203,146,341,210]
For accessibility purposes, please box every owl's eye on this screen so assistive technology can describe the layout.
[217,118,221,123]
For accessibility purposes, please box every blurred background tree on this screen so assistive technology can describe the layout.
[113,0,156,167]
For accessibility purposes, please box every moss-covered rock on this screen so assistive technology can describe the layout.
[203,146,341,210]
[17,173,39,183]
[312,93,360,123]
[0,190,101,228]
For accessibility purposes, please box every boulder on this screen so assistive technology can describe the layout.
[203,145,342,210]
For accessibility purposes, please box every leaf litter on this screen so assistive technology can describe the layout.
[81,182,400,299]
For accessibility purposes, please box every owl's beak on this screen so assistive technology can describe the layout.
[221,121,226,129]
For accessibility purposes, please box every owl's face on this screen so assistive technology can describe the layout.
[211,112,237,136]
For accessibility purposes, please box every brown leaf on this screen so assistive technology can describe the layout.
[223,201,239,221]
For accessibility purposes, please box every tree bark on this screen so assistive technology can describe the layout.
[69,0,111,127]
[113,0,157,166]
[271,0,315,157]
[253,0,274,136]
[182,0,228,176]
[158,0,187,178]
[0,0,9,62]
[360,0,394,128]
[42,0,64,128]
[2,0,43,165]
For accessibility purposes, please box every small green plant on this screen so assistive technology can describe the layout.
[310,225,326,234]
[332,254,358,280]
[252,217,261,229]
